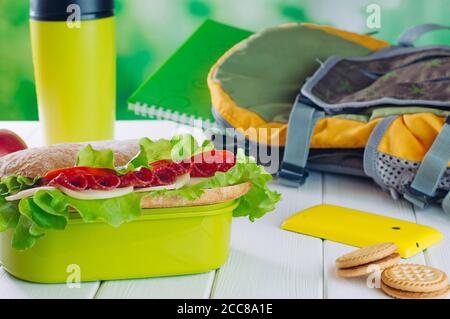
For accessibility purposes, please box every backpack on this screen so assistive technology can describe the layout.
[208,23,450,214]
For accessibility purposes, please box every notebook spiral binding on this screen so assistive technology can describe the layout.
[128,103,217,130]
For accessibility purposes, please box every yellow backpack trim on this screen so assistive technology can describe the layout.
[208,23,389,146]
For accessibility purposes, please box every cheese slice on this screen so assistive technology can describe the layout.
[5,186,57,201]
[5,174,192,201]
[59,186,134,200]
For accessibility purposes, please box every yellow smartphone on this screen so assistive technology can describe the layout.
[282,204,444,258]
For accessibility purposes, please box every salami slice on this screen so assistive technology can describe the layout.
[119,167,154,188]
[148,160,190,186]
[190,163,217,177]
[85,175,121,190]
[152,167,177,185]
[48,173,88,191]
[119,162,187,188]
[151,160,190,175]
[133,167,155,187]
[43,167,116,183]
[118,172,140,188]
[43,157,198,191]
[185,150,236,178]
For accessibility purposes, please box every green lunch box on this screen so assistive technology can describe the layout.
[0,201,236,283]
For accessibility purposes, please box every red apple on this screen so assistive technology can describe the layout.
[0,129,27,157]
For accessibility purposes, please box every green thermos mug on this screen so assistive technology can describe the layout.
[30,0,115,144]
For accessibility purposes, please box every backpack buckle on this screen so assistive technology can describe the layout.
[404,185,439,208]
[278,162,309,187]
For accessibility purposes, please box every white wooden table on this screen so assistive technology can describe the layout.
[0,120,449,299]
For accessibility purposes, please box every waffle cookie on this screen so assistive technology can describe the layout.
[381,264,450,299]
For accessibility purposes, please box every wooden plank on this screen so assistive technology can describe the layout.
[0,121,40,146]
[115,120,178,140]
[415,205,450,299]
[0,121,39,137]
[96,272,215,299]
[414,205,450,290]
[22,123,44,148]
[211,173,324,299]
[324,241,389,299]
[0,267,100,299]
[322,174,426,299]
[15,120,205,148]
[324,241,425,299]
[115,120,205,141]
[15,120,195,148]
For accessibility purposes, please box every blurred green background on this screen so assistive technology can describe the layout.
[0,0,448,120]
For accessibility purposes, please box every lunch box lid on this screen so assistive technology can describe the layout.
[68,200,238,224]
[30,0,114,21]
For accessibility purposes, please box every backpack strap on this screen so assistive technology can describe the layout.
[404,117,450,208]
[443,192,450,215]
[398,24,450,47]
[278,95,324,187]
[364,116,398,189]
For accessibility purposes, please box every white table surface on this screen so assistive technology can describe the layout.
[0,120,449,299]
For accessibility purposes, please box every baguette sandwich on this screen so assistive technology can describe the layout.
[0,134,280,250]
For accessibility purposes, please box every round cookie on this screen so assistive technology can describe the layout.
[382,264,449,293]
[336,252,401,278]
[381,282,450,299]
[336,243,398,269]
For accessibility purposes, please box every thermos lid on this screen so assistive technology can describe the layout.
[30,0,114,21]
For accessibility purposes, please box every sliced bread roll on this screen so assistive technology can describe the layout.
[140,182,251,208]
[0,140,139,178]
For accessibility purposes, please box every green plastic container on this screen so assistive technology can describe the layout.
[0,201,236,283]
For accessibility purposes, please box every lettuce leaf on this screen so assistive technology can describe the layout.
[204,150,281,221]
[75,135,214,172]
[128,137,174,169]
[0,176,40,232]
[0,175,39,196]
[19,196,69,230]
[10,189,144,250]
[11,196,47,250]
[128,134,213,169]
[76,145,115,169]
[12,215,45,250]
[150,150,281,221]
[0,197,20,232]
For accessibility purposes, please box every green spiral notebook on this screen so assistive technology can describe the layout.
[128,20,252,128]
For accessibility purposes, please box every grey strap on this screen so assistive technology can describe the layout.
[363,116,398,189]
[278,96,324,187]
[405,118,450,208]
[443,192,450,215]
[399,24,450,47]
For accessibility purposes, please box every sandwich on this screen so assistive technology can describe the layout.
[0,134,281,250]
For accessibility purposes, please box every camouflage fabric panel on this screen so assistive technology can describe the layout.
[312,48,450,104]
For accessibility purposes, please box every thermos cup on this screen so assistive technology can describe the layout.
[30,0,115,144]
